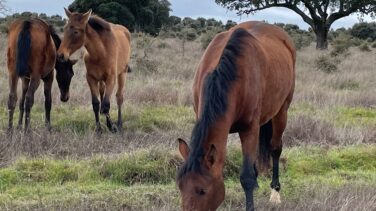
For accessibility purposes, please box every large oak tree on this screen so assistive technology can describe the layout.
[215,0,376,49]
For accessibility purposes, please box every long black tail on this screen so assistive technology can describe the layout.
[258,120,273,172]
[16,20,32,77]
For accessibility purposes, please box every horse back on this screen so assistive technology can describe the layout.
[193,21,295,127]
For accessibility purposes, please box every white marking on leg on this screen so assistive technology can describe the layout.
[270,188,281,204]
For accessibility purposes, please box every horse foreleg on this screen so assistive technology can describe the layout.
[116,72,126,131]
[87,75,102,133]
[99,81,105,114]
[103,75,117,133]
[239,121,260,211]
[17,78,30,130]
[7,73,18,135]
[42,72,53,131]
[24,77,41,133]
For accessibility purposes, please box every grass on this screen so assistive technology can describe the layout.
[0,145,375,210]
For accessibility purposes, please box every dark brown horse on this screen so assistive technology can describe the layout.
[7,18,77,133]
[57,9,131,133]
[177,21,295,211]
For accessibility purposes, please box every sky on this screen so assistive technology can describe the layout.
[4,0,374,29]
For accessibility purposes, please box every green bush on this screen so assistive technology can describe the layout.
[359,42,371,52]
[315,55,337,73]
[371,42,376,48]
[200,28,223,49]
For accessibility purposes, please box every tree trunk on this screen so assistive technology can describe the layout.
[314,23,329,50]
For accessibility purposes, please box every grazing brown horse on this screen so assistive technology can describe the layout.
[7,18,77,133]
[177,21,295,211]
[57,9,131,133]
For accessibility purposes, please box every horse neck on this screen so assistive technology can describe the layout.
[84,26,106,60]
[197,120,230,177]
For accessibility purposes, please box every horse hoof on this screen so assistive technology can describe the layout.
[95,126,102,134]
[269,189,281,204]
[6,128,13,137]
[110,125,118,133]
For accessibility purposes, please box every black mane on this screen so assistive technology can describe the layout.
[49,25,61,49]
[88,16,111,32]
[178,28,252,178]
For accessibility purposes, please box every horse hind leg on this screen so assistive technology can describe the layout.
[42,71,53,131]
[116,72,126,131]
[269,101,291,204]
[17,78,30,130]
[24,76,41,133]
[7,73,19,135]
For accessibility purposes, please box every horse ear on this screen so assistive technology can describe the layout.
[70,59,78,65]
[205,144,217,168]
[82,9,92,23]
[178,138,190,161]
[64,8,72,18]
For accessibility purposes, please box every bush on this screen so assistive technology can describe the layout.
[200,28,223,49]
[330,33,351,57]
[359,42,371,52]
[314,55,337,73]
[371,42,376,48]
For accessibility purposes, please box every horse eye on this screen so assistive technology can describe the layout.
[196,188,206,196]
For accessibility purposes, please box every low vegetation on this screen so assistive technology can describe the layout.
[0,145,375,210]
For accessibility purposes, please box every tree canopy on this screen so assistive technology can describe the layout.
[215,0,376,49]
[68,0,171,35]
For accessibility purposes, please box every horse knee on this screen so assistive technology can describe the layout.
[7,93,17,110]
[116,93,124,106]
[240,162,258,191]
[92,97,100,112]
[25,95,34,111]
[102,100,110,114]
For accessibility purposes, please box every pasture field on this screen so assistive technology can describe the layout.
[0,32,375,210]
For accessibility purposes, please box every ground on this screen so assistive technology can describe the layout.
[0,32,375,210]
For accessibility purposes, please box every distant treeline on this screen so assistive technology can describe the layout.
[0,12,65,33]
[0,9,375,51]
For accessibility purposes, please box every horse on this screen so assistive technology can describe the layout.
[7,18,77,133]
[57,8,131,133]
[177,21,296,211]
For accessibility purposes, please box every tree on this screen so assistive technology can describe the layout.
[215,0,376,49]
[69,0,171,35]
[350,22,376,41]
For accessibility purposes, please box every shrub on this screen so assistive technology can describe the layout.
[200,28,222,49]
[371,42,376,48]
[330,33,351,57]
[314,55,337,73]
[359,43,371,52]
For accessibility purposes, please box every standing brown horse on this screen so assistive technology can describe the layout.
[7,18,77,133]
[57,9,131,133]
[177,21,295,211]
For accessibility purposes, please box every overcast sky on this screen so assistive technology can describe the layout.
[4,0,374,29]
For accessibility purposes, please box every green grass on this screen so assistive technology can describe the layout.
[289,103,376,127]
[0,104,194,135]
[0,145,375,209]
